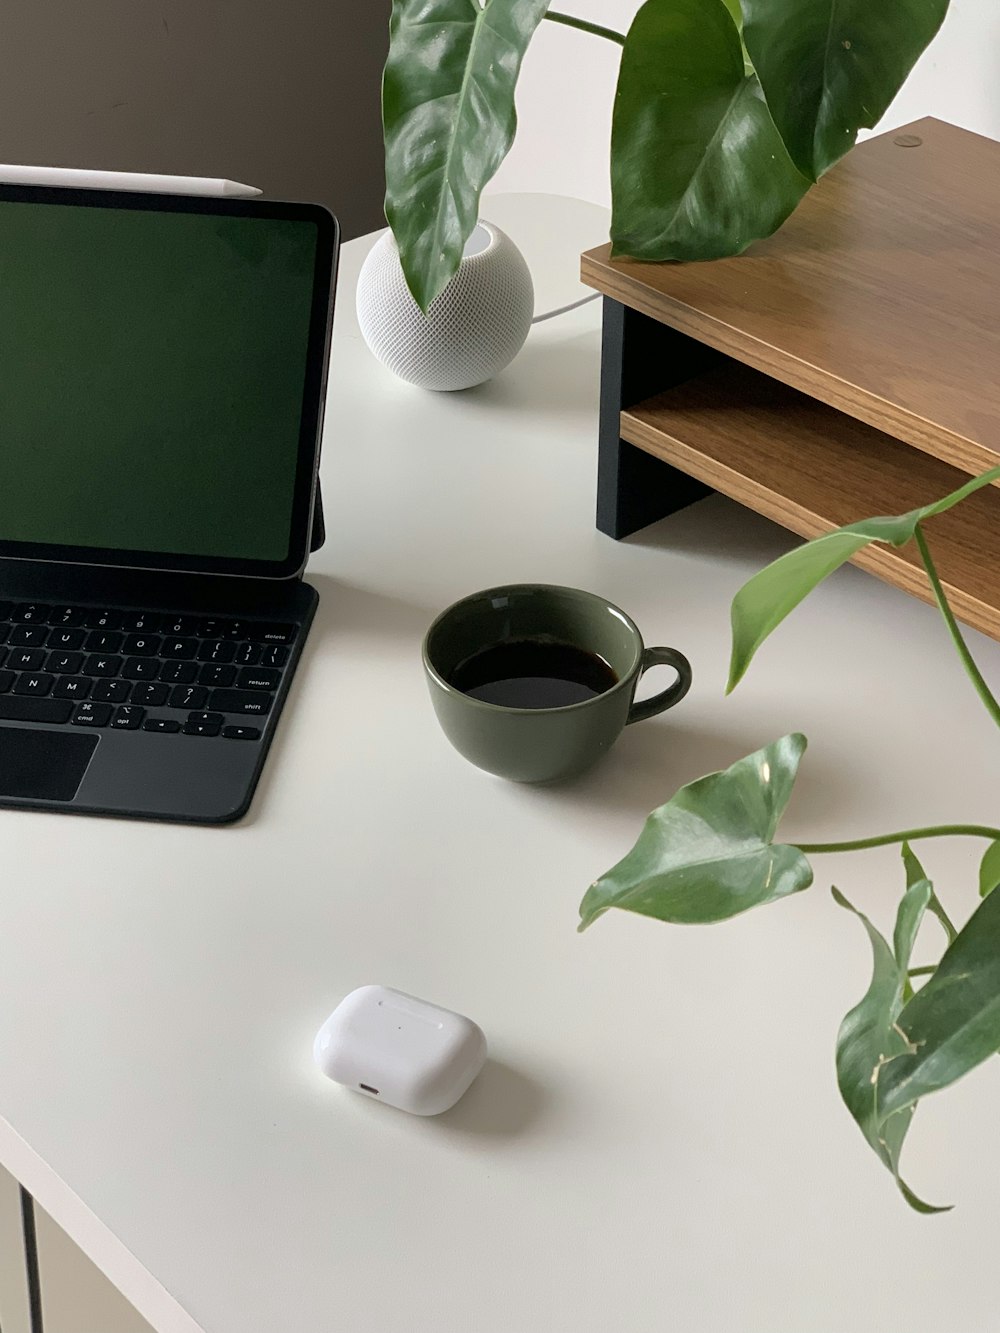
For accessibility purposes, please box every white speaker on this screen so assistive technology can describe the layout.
[356,221,534,391]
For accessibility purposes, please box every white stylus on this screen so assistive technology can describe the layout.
[0,165,262,197]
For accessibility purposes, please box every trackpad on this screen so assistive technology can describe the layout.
[0,727,98,801]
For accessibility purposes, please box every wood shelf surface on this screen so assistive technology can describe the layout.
[621,364,1000,641]
[584,118,1000,481]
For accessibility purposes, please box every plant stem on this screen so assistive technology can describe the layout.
[915,523,1000,730]
[543,10,626,44]
[798,824,1000,854]
[908,965,936,977]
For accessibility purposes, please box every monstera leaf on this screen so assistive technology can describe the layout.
[728,466,1000,691]
[383,0,549,311]
[743,0,951,181]
[578,734,812,930]
[609,0,809,262]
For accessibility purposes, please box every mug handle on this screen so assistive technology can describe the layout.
[626,647,693,725]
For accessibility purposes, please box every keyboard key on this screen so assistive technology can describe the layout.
[84,654,122,677]
[169,684,207,710]
[0,696,72,723]
[143,717,180,734]
[111,705,144,730]
[259,644,289,669]
[162,637,198,660]
[198,619,235,639]
[83,609,123,630]
[161,616,198,636]
[159,660,198,685]
[234,642,262,666]
[122,634,162,656]
[9,625,49,648]
[222,725,260,740]
[72,701,112,727]
[90,679,130,703]
[0,648,5,667]
[120,612,161,633]
[122,657,161,680]
[48,628,85,651]
[13,673,54,696]
[53,676,92,700]
[198,639,236,664]
[0,603,10,619]
[187,712,224,726]
[49,607,85,626]
[46,651,84,674]
[0,623,10,646]
[197,662,236,687]
[237,667,280,692]
[8,649,45,671]
[182,720,221,737]
[0,669,13,693]
[207,689,272,716]
[85,630,123,652]
[10,604,49,623]
[247,622,296,644]
[130,682,168,706]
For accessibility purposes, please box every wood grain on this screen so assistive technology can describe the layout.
[584,118,1000,480]
[621,364,1000,642]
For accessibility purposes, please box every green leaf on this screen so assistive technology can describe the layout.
[877,884,1000,1122]
[743,0,950,181]
[902,841,955,945]
[833,881,947,1213]
[979,840,1000,898]
[728,466,1000,691]
[383,0,549,311]
[578,734,812,931]
[609,0,809,263]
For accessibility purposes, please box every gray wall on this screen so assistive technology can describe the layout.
[0,0,390,239]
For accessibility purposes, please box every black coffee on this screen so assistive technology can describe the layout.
[449,638,619,709]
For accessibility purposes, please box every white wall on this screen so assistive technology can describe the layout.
[491,0,1000,206]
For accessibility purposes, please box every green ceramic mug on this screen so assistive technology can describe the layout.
[422,583,693,783]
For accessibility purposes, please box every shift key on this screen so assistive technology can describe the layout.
[207,689,272,716]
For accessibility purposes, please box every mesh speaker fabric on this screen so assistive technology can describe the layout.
[356,223,534,391]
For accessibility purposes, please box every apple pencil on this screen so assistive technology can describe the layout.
[0,165,262,197]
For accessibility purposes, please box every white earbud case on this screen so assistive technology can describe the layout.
[313,985,487,1116]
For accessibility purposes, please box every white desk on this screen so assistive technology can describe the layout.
[1,215,1000,1333]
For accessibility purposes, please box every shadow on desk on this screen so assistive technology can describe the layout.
[305,574,435,644]
[464,328,600,425]
[530,712,864,833]
[624,493,798,566]
[435,1059,548,1141]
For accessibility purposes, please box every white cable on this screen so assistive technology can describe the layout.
[530,291,600,324]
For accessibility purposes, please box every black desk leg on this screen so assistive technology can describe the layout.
[596,297,714,539]
[20,1188,44,1333]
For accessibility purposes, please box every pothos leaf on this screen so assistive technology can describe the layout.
[979,840,1000,898]
[728,466,1000,692]
[743,0,950,181]
[578,734,812,931]
[833,878,947,1213]
[878,883,1000,1121]
[383,0,549,311]
[609,0,808,263]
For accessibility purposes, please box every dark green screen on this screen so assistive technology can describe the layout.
[0,201,318,562]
